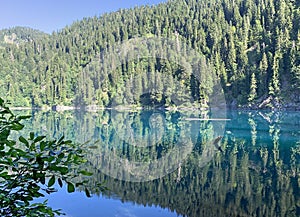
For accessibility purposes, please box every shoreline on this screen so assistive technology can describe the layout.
[9,105,300,112]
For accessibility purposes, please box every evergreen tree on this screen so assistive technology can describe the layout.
[248,73,257,103]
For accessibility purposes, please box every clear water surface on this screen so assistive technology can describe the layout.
[18,109,300,217]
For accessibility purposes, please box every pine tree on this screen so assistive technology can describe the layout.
[258,52,268,96]
[292,65,300,91]
[270,52,281,98]
[248,73,257,103]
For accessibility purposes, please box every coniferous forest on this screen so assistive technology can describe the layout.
[0,0,300,109]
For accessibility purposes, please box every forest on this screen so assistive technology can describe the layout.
[0,0,300,109]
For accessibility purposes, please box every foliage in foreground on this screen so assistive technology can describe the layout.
[0,97,95,217]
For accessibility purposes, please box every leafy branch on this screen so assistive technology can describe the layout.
[0,97,99,217]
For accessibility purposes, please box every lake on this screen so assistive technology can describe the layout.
[18,109,300,217]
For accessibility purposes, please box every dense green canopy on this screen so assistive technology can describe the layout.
[0,0,299,109]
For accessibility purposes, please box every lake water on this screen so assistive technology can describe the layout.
[19,109,300,217]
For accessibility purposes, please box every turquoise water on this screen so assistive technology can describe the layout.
[20,110,300,217]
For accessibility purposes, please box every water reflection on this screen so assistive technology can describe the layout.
[18,110,300,217]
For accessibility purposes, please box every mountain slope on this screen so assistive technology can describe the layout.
[0,26,48,46]
[0,0,299,109]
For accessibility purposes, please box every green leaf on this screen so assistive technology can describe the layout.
[40,174,46,184]
[58,152,65,159]
[32,191,44,198]
[85,188,91,198]
[19,136,29,146]
[0,171,8,178]
[58,178,63,188]
[49,166,69,175]
[67,182,75,193]
[57,135,65,145]
[29,142,36,151]
[30,132,35,140]
[60,140,72,145]
[0,108,11,115]
[75,182,84,187]
[15,148,27,156]
[11,123,24,131]
[40,141,46,151]
[48,175,55,187]
[45,156,55,162]
[34,136,46,143]
[36,156,45,169]
[78,170,93,176]
[0,129,10,140]
[45,188,57,194]
[17,115,31,120]
[57,166,69,174]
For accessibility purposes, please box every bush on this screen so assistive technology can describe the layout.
[0,97,94,217]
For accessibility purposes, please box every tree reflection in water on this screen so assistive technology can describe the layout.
[18,110,300,217]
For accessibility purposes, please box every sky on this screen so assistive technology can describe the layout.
[0,0,167,33]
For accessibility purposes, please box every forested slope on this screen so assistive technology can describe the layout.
[0,26,48,46]
[0,0,299,109]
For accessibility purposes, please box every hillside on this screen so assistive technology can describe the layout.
[0,0,299,109]
[0,26,48,46]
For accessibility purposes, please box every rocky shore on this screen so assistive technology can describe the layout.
[236,96,300,111]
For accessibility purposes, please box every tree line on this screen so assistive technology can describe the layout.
[0,0,299,109]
